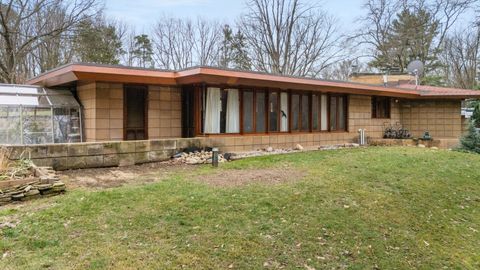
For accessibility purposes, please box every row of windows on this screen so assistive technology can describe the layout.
[200,87,348,134]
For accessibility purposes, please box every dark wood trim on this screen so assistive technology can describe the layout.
[190,85,349,136]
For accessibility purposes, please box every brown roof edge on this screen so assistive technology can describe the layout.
[26,63,480,99]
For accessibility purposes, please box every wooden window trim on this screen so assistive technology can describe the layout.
[372,96,391,119]
[194,85,349,136]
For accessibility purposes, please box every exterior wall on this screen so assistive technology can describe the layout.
[77,82,123,142]
[348,95,401,138]
[399,100,462,138]
[147,85,182,139]
[77,82,181,142]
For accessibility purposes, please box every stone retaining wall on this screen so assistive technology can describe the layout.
[3,138,205,170]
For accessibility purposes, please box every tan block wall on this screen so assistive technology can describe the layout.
[147,85,182,139]
[399,100,462,138]
[348,95,401,138]
[77,82,181,142]
[77,82,97,142]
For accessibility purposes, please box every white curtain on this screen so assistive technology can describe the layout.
[280,92,289,132]
[321,94,328,131]
[226,89,240,133]
[204,87,221,133]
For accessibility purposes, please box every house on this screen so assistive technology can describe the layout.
[23,63,480,150]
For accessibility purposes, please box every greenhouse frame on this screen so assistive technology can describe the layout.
[0,84,82,145]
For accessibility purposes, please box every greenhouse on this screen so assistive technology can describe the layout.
[0,84,82,145]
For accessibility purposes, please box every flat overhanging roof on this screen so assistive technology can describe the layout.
[26,63,480,99]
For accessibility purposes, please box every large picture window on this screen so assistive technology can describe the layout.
[291,92,310,132]
[312,94,328,131]
[203,87,240,134]
[372,96,391,119]
[329,95,347,131]
[200,87,347,135]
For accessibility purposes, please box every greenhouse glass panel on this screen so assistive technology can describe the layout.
[53,108,82,143]
[0,84,82,145]
[22,108,53,144]
[48,94,80,107]
[0,107,21,144]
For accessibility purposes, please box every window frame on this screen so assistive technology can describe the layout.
[196,85,348,136]
[371,96,391,119]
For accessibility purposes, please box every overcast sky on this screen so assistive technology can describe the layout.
[104,0,363,33]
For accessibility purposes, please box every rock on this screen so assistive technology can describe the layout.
[430,147,439,150]
[265,146,274,152]
[294,144,304,151]
[418,144,426,148]
[24,185,32,192]
[11,193,25,201]
[25,189,40,196]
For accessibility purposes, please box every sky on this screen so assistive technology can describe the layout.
[104,0,363,33]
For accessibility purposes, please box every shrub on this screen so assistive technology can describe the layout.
[460,122,480,154]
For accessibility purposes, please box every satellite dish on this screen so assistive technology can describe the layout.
[407,60,424,85]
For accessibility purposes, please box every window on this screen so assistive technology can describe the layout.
[291,92,310,132]
[372,96,391,118]
[203,87,240,134]
[199,88,349,135]
[269,91,279,132]
[255,90,266,132]
[301,94,310,131]
[243,90,254,133]
[280,92,288,132]
[320,94,328,131]
[330,95,347,131]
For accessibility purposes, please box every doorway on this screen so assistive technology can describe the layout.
[124,85,148,140]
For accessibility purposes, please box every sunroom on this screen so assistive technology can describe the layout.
[0,85,82,145]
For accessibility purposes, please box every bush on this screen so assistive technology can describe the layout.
[472,102,480,128]
[460,122,480,154]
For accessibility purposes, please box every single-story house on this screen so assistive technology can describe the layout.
[4,63,480,154]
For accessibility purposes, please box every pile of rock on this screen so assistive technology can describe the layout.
[0,166,65,206]
[318,143,360,150]
[171,151,227,165]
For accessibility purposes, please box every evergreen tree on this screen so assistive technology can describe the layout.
[370,8,440,74]
[460,122,480,154]
[132,34,154,68]
[231,30,252,70]
[219,25,233,68]
[472,101,480,127]
[75,18,124,65]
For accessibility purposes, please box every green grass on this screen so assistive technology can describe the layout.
[1,147,479,269]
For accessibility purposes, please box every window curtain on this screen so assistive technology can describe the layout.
[321,94,328,131]
[204,87,221,133]
[280,92,289,132]
[226,89,240,133]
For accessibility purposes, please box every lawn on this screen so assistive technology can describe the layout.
[0,147,479,269]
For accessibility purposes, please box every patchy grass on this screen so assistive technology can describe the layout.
[0,147,479,269]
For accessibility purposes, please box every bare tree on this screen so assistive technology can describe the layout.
[441,27,480,89]
[354,0,475,74]
[0,0,98,83]
[239,0,342,77]
[152,16,221,70]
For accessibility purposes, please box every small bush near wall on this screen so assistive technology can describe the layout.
[459,123,480,154]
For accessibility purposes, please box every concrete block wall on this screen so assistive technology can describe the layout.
[148,85,182,139]
[348,95,401,138]
[399,100,463,138]
[77,82,182,142]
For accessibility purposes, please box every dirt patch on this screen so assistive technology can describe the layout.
[195,166,305,187]
[58,162,192,189]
